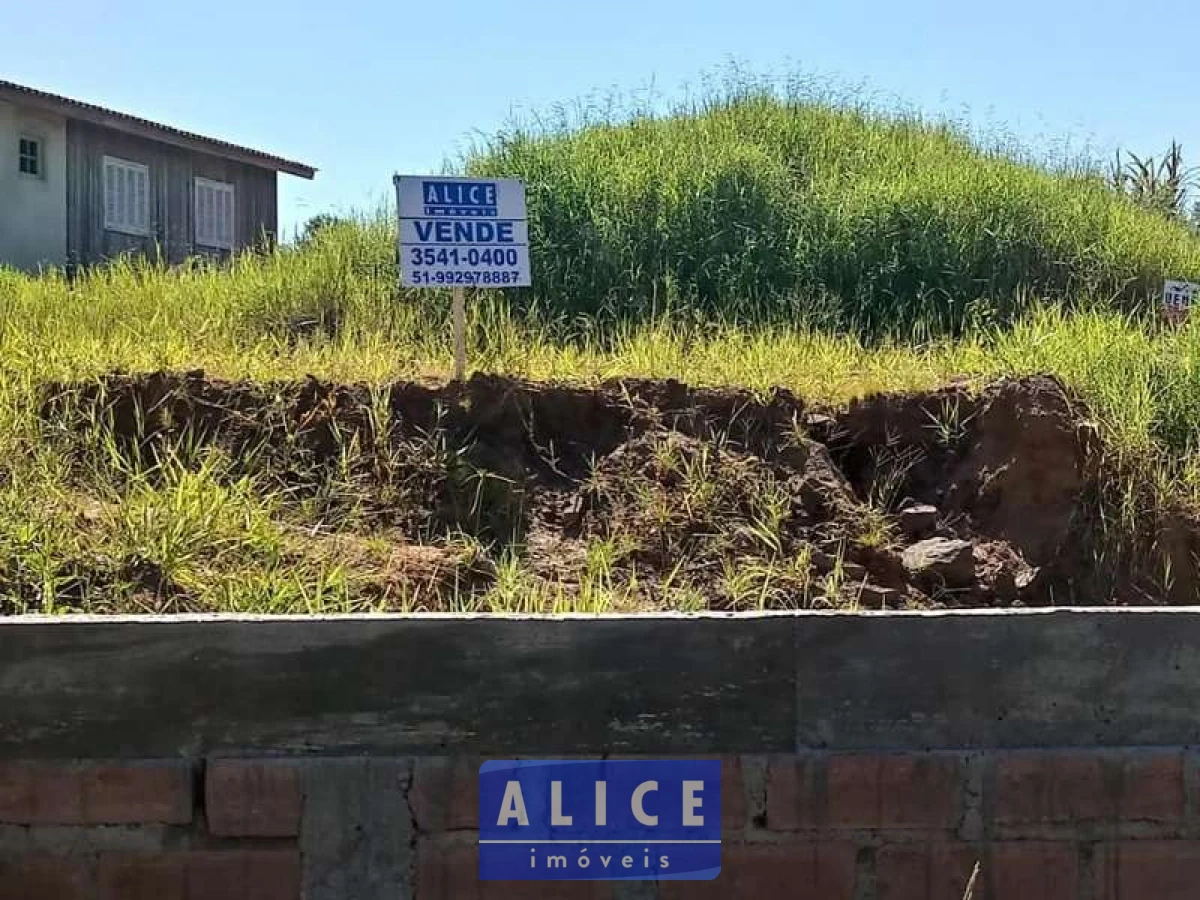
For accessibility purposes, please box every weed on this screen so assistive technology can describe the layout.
[925,397,975,448]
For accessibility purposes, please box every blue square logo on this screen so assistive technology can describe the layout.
[478,759,721,881]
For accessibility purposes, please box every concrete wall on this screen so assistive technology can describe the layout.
[3,609,1200,899]
[0,99,67,271]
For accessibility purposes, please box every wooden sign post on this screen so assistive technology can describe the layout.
[452,285,467,382]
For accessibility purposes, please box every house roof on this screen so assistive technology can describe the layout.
[0,79,316,179]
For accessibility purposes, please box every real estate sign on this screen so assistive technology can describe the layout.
[394,176,532,288]
[1163,279,1198,322]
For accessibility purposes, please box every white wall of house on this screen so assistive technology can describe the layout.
[0,99,67,272]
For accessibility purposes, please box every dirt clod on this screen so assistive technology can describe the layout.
[943,376,1092,566]
[857,583,904,609]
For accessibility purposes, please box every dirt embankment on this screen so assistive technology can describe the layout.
[39,371,1200,609]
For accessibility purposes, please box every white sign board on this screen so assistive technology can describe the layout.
[395,176,531,288]
[1164,279,1198,317]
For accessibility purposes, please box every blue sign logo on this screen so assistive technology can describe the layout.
[478,759,721,881]
[422,180,498,217]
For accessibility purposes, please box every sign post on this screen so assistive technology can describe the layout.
[394,175,532,381]
[452,285,466,381]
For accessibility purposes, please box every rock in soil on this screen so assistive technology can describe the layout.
[898,504,939,538]
[971,540,1038,604]
[902,538,976,589]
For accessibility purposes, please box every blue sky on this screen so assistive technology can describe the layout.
[4,0,1196,238]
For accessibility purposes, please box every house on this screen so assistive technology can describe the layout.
[0,79,316,272]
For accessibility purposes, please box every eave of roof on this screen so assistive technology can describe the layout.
[0,80,316,179]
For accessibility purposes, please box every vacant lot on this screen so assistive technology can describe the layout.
[5,86,1200,612]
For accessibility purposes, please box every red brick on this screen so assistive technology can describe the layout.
[96,851,301,900]
[417,839,606,899]
[0,761,192,825]
[1095,841,1200,899]
[83,762,194,824]
[876,843,980,900]
[660,841,856,900]
[411,757,481,832]
[0,857,93,900]
[1121,752,1184,823]
[184,850,302,900]
[994,752,1109,825]
[766,755,821,830]
[205,759,302,837]
[827,757,872,828]
[995,751,1186,830]
[96,855,185,900]
[828,754,963,829]
[989,842,1078,900]
[0,762,79,823]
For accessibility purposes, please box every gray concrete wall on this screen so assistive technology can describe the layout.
[2,609,1200,758]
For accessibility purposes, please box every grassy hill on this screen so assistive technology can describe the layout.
[467,91,1200,333]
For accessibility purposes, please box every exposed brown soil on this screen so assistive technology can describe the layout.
[38,371,1200,608]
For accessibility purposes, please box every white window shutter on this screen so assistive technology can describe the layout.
[222,189,234,247]
[105,163,117,226]
[135,168,146,232]
[126,168,134,229]
[119,167,129,230]
[194,178,235,250]
[197,182,208,246]
[103,157,151,236]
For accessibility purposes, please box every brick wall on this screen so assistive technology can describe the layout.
[6,612,1200,898]
[0,760,298,900]
[3,750,1198,899]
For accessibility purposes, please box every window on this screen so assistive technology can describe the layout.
[194,178,235,250]
[103,156,150,236]
[18,137,40,177]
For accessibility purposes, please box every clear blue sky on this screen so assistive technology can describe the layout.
[4,0,1196,239]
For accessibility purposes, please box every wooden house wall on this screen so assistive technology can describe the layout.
[65,119,277,267]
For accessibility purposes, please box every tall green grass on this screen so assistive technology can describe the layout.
[4,224,1200,464]
[466,86,1200,333]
